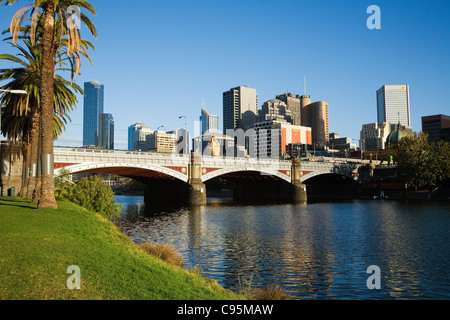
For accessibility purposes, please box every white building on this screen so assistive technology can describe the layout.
[128,123,153,151]
[252,120,312,158]
[360,122,413,152]
[377,85,411,127]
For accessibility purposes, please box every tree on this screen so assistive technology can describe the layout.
[2,0,97,209]
[394,132,450,191]
[0,39,84,200]
[62,175,122,220]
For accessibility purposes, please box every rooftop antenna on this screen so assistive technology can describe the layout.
[202,98,205,109]
[304,76,307,96]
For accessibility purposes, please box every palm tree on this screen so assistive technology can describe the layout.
[0,39,82,200]
[1,0,97,208]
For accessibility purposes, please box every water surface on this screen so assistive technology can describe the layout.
[114,195,450,299]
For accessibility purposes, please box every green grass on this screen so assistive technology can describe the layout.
[0,197,242,300]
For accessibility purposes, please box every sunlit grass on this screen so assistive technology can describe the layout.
[0,197,242,300]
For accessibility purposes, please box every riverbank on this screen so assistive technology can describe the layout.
[0,197,241,300]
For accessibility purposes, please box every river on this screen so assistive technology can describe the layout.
[113,195,450,300]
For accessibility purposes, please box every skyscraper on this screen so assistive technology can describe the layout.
[98,113,114,150]
[258,99,292,123]
[223,86,258,132]
[276,93,301,125]
[422,114,450,143]
[301,99,329,148]
[377,85,410,127]
[128,123,153,151]
[83,81,104,147]
[200,108,219,134]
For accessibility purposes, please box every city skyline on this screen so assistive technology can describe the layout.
[1,0,449,149]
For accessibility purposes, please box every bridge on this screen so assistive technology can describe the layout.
[51,147,370,205]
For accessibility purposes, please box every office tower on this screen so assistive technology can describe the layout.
[329,133,357,154]
[276,93,301,125]
[149,130,178,153]
[422,114,450,143]
[360,122,393,151]
[258,99,292,123]
[200,108,219,134]
[377,85,411,127]
[98,113,114,150]
[128,123,153,151]
[302,100,329,148]
[300,95,312,126]
[223,85,258,132]
[253,120,312,158]
[83,81,104,147]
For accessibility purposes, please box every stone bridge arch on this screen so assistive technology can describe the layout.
[55,162,189,183]
[201,166,292,184]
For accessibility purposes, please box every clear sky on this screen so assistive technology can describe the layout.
[1,0,449,149]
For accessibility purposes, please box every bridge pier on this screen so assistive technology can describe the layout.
[188,152,207,206]
[291,158,307,203]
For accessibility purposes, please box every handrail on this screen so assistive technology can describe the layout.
[53,147,372,165]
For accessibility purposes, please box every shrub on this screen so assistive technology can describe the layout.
[62,175,122,220]
[251,285,292,300]
[141,242,184,267]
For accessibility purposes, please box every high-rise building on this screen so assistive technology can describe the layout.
[258,99,292,123]
[252,120,312,158]
[128,123,153,151]
[200,108,219,134]
[98,113,114,150]
[300,95,312,126]
[329,132,357,155]
[377,85,411,127]
[301,100,329,148]
[360,122,394,152]
[276,93,301,126]
[422,114,450,143]
[148,130,178,153]
[83,81,104,147]
[223,86,258,132]
[133,129,178,153]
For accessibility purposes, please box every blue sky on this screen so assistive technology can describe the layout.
[1,0,449,149]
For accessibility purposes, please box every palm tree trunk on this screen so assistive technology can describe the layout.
[20,138,31,198]
[37,3,57,209]
[27,103,40,199]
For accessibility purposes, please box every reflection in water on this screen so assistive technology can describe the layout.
[114,195,450,300]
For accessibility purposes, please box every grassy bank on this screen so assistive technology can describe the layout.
[0,197,242,300]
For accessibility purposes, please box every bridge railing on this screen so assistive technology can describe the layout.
[54,147,189,158]
[201,155,291,164]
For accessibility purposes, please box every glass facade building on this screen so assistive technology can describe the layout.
[99,113,114,150]
[377,85,410,127]
[200,108,219,135]
[83,81,104,147]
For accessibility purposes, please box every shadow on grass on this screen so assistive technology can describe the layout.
[0,197,38,210]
